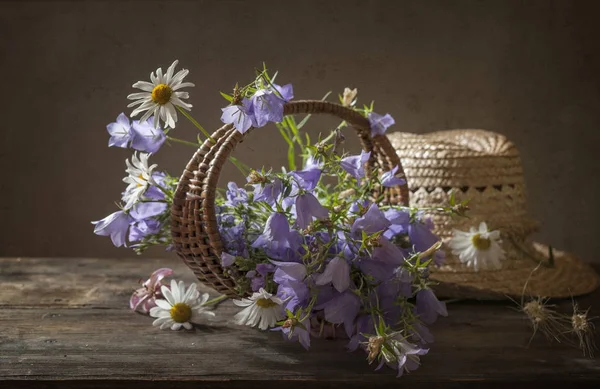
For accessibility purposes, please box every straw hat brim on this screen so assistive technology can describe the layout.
[429,241,600,300]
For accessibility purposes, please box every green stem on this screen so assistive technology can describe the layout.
[176,106,214,141]
[166,135,200,148]
[202,294,229,307]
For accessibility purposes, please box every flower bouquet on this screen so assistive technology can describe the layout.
[93,61,458,377]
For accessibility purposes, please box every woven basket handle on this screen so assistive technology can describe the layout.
[171,100,409,296]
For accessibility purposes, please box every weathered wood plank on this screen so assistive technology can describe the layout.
[1,257,600,388]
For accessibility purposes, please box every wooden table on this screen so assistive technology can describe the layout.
[1,257,599,388]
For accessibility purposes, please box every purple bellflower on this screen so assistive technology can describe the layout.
[221,98,255,134]
[381,165,406,187]
[131,117,166,153]
[295,193,328,230]
[92,210,132,247]
[289,168,322,192]
[367,112,395,136]
[315,289,361,338]
[253,178,283,205]
[221,252,236,267]
[408,214,445,266]
[225,182,248,206]
[340,150,371,180]
[351,203,391,237]
[314,257,351,293]
[107,113,132,148]
[415,288,448,325]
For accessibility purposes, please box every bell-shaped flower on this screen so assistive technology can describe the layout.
[295,193,328,229]
[367,111,395,136]
[130,201,168,221]
[289,168,322,191]
[380,165,406,187]
[340,150,371,180]
[129,218,162,242]
[315,289,361,338]
[276,315,311,350]
[253,178,283,205]
[225,182,248,206]
[314,257,351,293]
[107,113,132,148]
[131,117,166,153]
[92,210,132,247]
[221,98,255,134]
[408,215,445,265]
[250,83,293,127]
[220,252,236,267]
[351,203,391,238]
[252,213,302,260]
[415,288,448,325]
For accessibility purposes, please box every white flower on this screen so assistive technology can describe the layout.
[122,152,157,209]
[448,221,505,271]
[233,288,285,330]
[341,87,358,107]
[149,279,215,330]
[127,60,194,129]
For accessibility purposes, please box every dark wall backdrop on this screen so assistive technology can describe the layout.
[1,0,599,262]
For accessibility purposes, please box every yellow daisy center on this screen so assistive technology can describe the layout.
[471,233,491,250]
[170,302,192,323]
[151,83,173,105]
[256,298,277,308]
[136,173,146,187]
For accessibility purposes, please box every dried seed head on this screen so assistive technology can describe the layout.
[570,303,597,358]
[524,300,548,324]
[282,318,298,329]
[367,336,385,364]
[247,170,267,184]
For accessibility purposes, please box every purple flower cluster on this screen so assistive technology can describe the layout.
[92,172,170,248]
[221,83,294,133]
[216,150,447,377]
[107,113,166,153]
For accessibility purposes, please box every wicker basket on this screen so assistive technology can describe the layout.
[170,100,409,298]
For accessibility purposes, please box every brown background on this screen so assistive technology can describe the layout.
[1,0,599,262]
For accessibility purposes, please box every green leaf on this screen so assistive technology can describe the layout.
[219,91,233,103]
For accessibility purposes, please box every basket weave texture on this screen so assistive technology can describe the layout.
[171,100,408,297]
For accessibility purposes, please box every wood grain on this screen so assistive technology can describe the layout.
[1,257,600,388]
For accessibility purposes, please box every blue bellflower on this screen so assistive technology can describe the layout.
[92,210,132,247]
[314,257,351,293]
[408,214,445,265]
[340,150,371,180]
[315,289,361,338]
[295,193,328,229]
[225,182,249,206]
[106,113,132,148]
[351,203,391,237]
[289,168,322,191]
[367,112,395,136]
[221,98,255,134]
[251,83,294,128]
[415,288,448,325]
[380,165,406,187]
[131,117,166,153]
[253,178,283,205]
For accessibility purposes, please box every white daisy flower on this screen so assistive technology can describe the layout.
[233,288,285,330]
[122,152,157,209]
[448,221,505,271]
[127,60,194,129]
[149,279,215,330]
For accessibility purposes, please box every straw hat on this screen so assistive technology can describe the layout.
[387,129,600,300]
